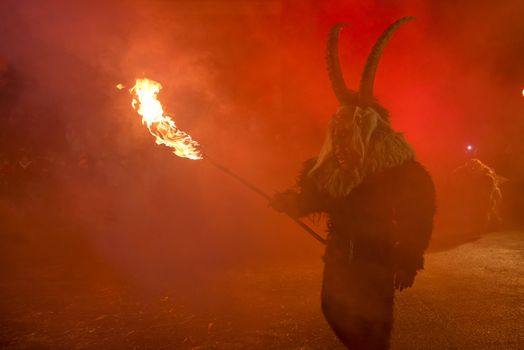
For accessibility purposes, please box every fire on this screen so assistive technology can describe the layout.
[130,78,203,160]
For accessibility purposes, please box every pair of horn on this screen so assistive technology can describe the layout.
[327,17,415,107]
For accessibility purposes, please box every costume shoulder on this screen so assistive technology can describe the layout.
[397,159,432,179]
[394,160,435,201]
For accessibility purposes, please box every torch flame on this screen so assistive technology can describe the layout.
[130,78,202,160]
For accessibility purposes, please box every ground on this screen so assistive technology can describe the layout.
[0,200,522,349]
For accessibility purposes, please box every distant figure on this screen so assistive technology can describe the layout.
[449,158,505,235]
[271,18,435,350]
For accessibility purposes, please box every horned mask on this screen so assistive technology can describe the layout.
[309,17,416,197]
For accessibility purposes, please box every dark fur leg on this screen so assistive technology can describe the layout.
[321,256,394,350]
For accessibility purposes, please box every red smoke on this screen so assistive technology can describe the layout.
[0,0,522,288]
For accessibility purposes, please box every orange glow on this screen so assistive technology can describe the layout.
[130,78,203,160]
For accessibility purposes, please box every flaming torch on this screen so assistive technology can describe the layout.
[130,78,202,160]
[128,78,326,245]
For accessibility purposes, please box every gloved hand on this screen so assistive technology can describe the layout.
[269,190,300,217]
[394,268,417,291]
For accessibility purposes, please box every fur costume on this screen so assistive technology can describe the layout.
[450,158,504,234]
[272,17,435,350]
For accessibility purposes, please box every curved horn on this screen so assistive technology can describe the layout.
[359,16,415,105]
[326,23,358,105]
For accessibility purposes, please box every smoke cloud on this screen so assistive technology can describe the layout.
[0,0,522,289]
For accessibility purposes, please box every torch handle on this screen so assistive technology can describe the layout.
[205,157,327,245]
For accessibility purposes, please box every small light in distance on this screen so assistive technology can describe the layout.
[465,143,478,155]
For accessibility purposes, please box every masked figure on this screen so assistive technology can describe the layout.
[449,158,504,235]
[271,17,435,350]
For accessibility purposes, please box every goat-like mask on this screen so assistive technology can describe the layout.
[320,17,414,168]
[331,105,379,170]
[309,17,416,196]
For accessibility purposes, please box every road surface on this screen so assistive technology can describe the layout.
[0,228,522,349]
